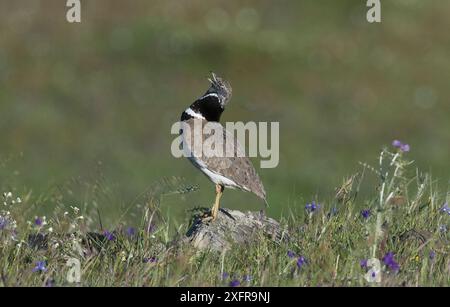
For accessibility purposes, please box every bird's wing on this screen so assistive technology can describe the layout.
[190,120,267,202]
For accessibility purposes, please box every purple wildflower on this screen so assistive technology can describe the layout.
[361,209,371,219]
[297,256,306,269]
[103,230,115,241]
[126,227,136,237]
[243,275,252,282]
[382,252,400,272]
[143,256,157,263]
[221,272,229,279]
[287,250,296,258]
[392,140,402,148]
[429,251,436,260]
[305,201,320,213]
[360,259,368,269]
[34,217,43,226]
[392,140,410,153]
[229,279,240,287]
[32,261,47,273]
[0,216,7,230]
[400,144,410,152]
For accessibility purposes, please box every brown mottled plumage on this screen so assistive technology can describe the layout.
[183,118,267,203]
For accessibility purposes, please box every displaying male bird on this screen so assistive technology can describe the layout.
[180,72,267,221]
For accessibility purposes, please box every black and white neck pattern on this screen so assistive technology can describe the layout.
[180,93,224,122]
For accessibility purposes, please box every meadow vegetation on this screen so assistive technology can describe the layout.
[1,145,449,286]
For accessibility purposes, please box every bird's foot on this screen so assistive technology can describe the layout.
[200,213,214,223]
[201,207,218,223]
[201,215,214,223]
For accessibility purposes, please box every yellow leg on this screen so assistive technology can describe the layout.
[211,184,224,221]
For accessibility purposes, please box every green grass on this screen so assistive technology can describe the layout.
[1,148,449,286]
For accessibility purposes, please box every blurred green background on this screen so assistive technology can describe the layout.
[0,0,449,225]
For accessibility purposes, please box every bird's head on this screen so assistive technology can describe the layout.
[206,72,232,107]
